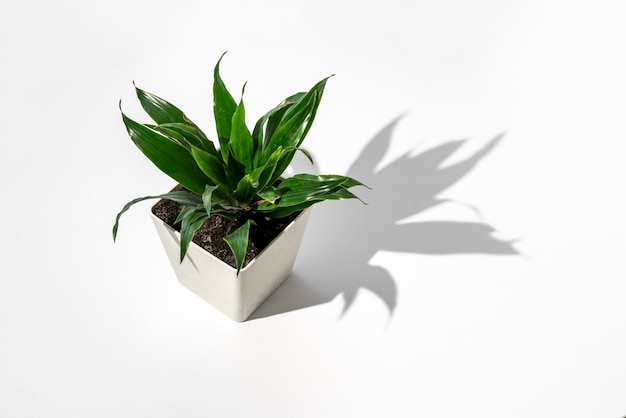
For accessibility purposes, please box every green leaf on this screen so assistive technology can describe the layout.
[191,146,229,189]
[268,148,298,187]
[134,83,191,125]
[257,186,281,204]
[263,188,360,218]
[250,146,283,191]
[255,173,364,218]
[233,174,255,204]
[252,101,289,151]
[262,202,311,218]
[258,78,331,187]
[153,122,218,156]
[223,219,252,274]
[213,52,237,162]
[229,86,254,172]
[120,107,210,194]
[148,124,191,151]
[112,191,202,241]
[174,204,196,224]
[134,84,218,156]
[263,93,306,148]
[276,174,363,207]
[263,76,331,159]
[252,92,305,164]
[202,184,219,217]
[298,148,315,165]
[178,208,208,262]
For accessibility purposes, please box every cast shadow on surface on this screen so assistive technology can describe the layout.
[249,116,518,321]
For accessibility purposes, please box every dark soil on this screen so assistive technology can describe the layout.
[151,185,299,269]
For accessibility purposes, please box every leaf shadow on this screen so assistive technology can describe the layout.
[249,115,519,321]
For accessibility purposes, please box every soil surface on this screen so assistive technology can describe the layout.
[151,185,299,269]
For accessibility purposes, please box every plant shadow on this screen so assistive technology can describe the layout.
[249,116,518,321]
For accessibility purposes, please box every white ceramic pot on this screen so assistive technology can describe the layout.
[151,209,311,321]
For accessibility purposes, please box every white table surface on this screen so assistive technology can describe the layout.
[2,1,625,417]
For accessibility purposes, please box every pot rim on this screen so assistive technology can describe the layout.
[150,208,310,274]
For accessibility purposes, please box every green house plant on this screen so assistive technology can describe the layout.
[113,53,365,320]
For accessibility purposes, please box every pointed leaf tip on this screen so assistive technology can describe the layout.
[223,219,251,274]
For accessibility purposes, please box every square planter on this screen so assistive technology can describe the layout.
[150,209,311,321]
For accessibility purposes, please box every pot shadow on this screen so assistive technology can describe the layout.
[249,116,518,321]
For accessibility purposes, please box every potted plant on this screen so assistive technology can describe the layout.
[113,53,366,321]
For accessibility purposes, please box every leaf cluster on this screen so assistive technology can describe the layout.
[113,53,365,272]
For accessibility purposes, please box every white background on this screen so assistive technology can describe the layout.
[1,1,625,417]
